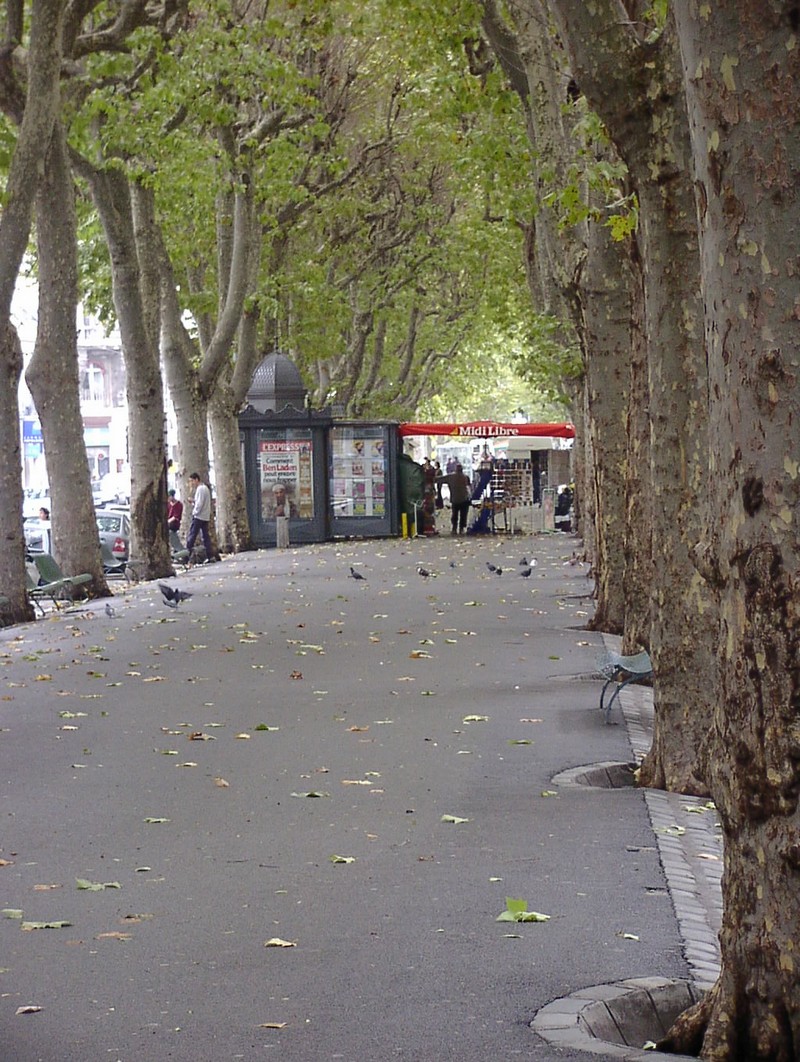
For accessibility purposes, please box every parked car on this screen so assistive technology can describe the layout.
[95,508,130,571]
[24,509,130,573]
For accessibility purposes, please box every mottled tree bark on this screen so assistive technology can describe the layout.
[622,249,652,652]
[548,0,713,794]
[208,381,252,555]
[660,4,800,1057]
[0,0,67,622]
[580,218,637,634]
[26,118,110,597]
[77,164,172,579]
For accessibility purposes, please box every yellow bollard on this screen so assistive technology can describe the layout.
[401,512,408,539]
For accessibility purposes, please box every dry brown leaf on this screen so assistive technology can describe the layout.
[96,931,132,941]
[347,725,369,732]
[213,777,230,788]
[290,670,303,680]
[0,858,14,867]
[33,883,61,891]
[264,937,296,948]
[258,1022,288,1029]
[16,1006,42,1015]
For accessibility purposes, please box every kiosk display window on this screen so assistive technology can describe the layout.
[330,426,387,518]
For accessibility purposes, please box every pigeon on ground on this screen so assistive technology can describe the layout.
[519,566,532,578]
[486,562,498,573]
[105,602,116,617]
[518,557,529,567]
[494,566,503,575]
[418,566,431,578]
[349,566,366,581]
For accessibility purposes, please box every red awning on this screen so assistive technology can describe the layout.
[398,420,575,439]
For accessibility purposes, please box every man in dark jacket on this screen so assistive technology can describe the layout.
[438,463,472,535]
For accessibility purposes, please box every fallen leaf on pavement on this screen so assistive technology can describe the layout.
[496,898,550,923]
[21,920,73,930]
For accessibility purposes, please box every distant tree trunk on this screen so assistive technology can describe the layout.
[580,219,637,635]
[26,119,109,597]
[0,325,34,623]
[76,163,171,578]
[489,0,640,630]
[159,260,211,518]
[659,5,800,1057]
[208,381,252,554]
[621,247,652,651]
[548,0,713,795]
[208,303,264,553]
[0,0,67,623]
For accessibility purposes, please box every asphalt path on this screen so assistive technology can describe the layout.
[1,533,686,1061]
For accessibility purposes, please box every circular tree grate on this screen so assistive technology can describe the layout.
[532,977,704,1059]
[551,761,639,789]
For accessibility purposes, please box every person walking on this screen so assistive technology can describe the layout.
[185,472,216,562]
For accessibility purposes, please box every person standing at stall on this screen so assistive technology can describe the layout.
[438,463,472,535]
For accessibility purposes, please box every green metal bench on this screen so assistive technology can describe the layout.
[597,649,653,724]
[26,569,73,614]
[32,554,92,605]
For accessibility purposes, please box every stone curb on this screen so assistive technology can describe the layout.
[531,636,723,1055]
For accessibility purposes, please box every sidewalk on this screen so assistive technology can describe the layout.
[1,532,720,1061]
[531,639,723,1059]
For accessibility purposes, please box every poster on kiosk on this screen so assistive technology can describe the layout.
[259,439,314,519]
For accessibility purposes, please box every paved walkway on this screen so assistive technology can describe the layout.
[1,533,721,1061]
[531,644,723,1059]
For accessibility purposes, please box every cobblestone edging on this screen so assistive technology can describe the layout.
[616,681,723,992]
[530,639,723,1056]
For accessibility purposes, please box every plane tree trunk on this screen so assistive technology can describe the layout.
[547,0,714,795]
[26,118,110,597]
[658,5,800,1057]
[0,0,68,623]
[75,163,172,579]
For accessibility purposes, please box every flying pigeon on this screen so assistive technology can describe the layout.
[158,583,193,606]
[349,566,366,581]
[105,602,116,617]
